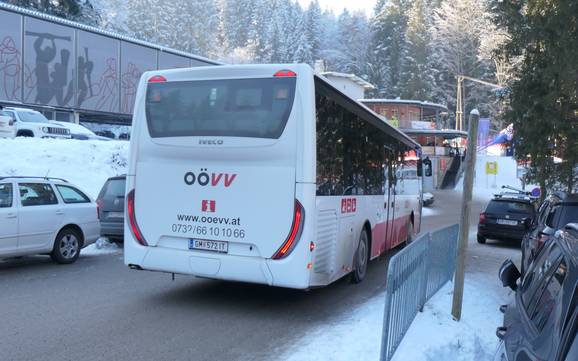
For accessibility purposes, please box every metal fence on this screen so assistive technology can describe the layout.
[380,224,459,361]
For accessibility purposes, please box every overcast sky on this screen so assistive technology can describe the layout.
[296,0,376,16]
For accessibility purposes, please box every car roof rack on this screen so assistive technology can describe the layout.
[493,185,539,202]
[0,176,68,182]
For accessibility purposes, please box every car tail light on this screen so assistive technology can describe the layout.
[127,189,148,246]
[96,198,103,220]
[8,119,14,126]
[479,212,486,223]
[273,69,297,77]
[272,200,305,259]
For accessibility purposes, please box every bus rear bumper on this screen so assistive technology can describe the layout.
[126,245,310,289]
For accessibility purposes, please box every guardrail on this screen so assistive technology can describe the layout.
[380,224,459,361]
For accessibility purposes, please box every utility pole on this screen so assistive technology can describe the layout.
[455,76,463,131]
[452,108,480,321]
[455,75,503,131]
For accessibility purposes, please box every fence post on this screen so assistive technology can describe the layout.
[380,267,394,361]
[418,233,430,312]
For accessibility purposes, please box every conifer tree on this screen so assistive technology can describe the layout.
[370,0,409,97]
[400,0,435,100]
[491,0,578,193]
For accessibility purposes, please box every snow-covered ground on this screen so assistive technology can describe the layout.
[392,275,509,361]
[0,138,129,198]
[282,273,509,361]
[282,156,523,361]
[83,237,122,256]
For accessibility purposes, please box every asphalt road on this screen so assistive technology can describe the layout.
[0,190,519,361]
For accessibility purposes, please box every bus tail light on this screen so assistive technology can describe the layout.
[127,189,148,246]
[273,70,297,77]
[272,200,305,260]
[148,75,166,83]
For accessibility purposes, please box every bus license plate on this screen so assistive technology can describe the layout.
[189,239,228,253]
[497,219,517,226]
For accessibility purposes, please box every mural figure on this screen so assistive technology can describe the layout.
[52,48,74,106]
[0,36,21,101]
[77,47,94,107]
[95,58,118,112]
[26,31,73,106]
[121,62,141,113]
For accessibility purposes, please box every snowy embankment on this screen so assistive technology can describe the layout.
[0,138,129,255]
[456,155,538,199]
[282,275,509,361]
[0,137,129,198]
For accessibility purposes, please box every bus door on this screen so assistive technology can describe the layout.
[383,149,397,252]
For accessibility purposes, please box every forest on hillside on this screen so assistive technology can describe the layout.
[3,0,509,128]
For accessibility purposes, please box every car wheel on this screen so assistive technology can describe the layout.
[351,229,369,284]
[51,228,82,264]
[477,234,486,244]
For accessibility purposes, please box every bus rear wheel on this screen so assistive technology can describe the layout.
[405,221,414,246]
[351,229,369,284]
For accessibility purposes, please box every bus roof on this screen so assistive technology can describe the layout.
[314,74,420,150]
[144,63,420,150]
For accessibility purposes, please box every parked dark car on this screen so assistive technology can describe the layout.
[95,130,116,139]
[477,193,536,244]
[495,224,578,361]
[96,175,126,242]
[522,192,578,274]
[118,132,130,140]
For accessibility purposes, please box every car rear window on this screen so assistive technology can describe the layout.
[486,200,534,214]
[145,77,296,139]
[104,179,126,198]
[56,185,90,204]
[556,205,578,228]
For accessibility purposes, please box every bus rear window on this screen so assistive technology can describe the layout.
[145,77,296,139]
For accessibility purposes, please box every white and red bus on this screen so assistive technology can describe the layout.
[124,64,422,289]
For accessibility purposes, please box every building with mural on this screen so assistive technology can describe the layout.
[0,3,218,124]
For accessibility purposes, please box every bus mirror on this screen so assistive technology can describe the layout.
[423,158,433,177]
[417,159,423,177]
[425,165,432,177]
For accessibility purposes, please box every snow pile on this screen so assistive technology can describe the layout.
[83,237,121,256]
[392,275,508,361]
[0,138,129,198]
[281,273,508,361]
